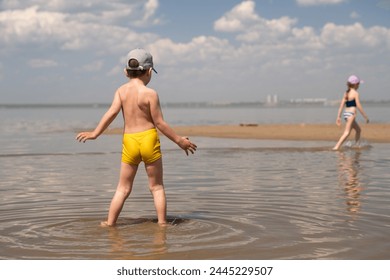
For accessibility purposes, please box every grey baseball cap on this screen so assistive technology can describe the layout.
[126,48,157,73]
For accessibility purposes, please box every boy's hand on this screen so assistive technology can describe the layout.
[76,131,97,143]
[178,137,197,156]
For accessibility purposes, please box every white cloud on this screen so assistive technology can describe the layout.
[0,5,158,52]
[214,1,298,44]
[140,0,160,25]
[321,22,390,49]
[28,59,59,68]
[0,6,63,44]
[296,0,346,6]
[213,1,390,52]
[350,11,360,19]
[133,0,390,101]
[0,0,160,25]
[183,0,390,101]
[214,0,259,32]
[1,0,390,103]
[149,35,233,66]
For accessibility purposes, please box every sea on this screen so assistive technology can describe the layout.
[0,104,389,260]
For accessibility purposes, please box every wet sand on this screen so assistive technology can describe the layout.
[107,123,390,143]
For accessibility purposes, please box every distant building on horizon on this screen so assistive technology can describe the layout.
[266,94,278,105]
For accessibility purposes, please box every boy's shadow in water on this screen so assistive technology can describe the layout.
[103,217,188,259]
[337,150,364,219]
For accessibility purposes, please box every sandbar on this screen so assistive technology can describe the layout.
[106,123,390,143]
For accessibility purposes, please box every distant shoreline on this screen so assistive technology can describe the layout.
[2,100,390,109]
[106,123,390,143]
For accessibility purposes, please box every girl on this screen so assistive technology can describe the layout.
[332,75,369,150]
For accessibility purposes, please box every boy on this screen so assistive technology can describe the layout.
[76,48,197,226]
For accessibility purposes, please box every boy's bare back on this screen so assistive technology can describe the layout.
[117,79,158,134]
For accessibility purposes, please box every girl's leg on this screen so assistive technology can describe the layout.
[352,121,361,145]
[333,116,355,150]
[145,158,167,225]
[103,162,138,226]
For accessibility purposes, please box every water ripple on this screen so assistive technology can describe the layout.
[1,139,390,259]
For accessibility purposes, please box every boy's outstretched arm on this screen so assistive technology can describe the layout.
[76,91,122,143]
[149,91,197,155]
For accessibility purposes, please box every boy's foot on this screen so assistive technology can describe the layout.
[158,222,168,227]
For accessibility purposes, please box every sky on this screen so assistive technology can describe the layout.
[0,0,389,104]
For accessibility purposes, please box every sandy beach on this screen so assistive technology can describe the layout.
[107,123,390,143]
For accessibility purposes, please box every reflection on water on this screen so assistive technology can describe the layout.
[1,134,390,260]
[337,150,363,216]
[104,218,170,260]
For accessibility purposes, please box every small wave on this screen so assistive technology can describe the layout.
[344,140,372,150]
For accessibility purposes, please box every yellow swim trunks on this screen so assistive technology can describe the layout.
[122,128,162,165]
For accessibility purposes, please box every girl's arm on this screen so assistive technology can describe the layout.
[355,92,369,123]
[335,94,346,126]
[76,91,122,142]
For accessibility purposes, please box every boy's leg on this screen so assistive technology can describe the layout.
[105,162,138,226]
[145,158,167,225]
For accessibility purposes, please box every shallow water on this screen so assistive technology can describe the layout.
[0,106,389,259]
[1,133,389,259]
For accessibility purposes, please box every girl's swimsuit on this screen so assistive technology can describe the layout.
[344,99,356,120]
[122,128,162,165]
[346,99,356,107]
[343,111,355,120]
